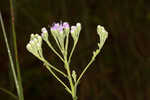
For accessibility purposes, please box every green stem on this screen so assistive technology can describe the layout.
[63,35,77,99]
[30,52,67,78]
[44,63,72,94]
[42,59,67,78]
[0,12,20,100]
[0,87,17,100]
[65,34,69,53]
[52,33,63,54]
[68,40,78,64]
[75,55,96,87]
[9,0,24,99]
[64,51,76,99]
[65,58,75,98]
[46,41,64,62]
[73,96,78,100]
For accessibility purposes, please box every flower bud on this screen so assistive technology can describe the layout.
[72,70,77,83]
[71,26,77,41]
[97,25,108,48]
[26,43,32,53]
[41,27,49,42]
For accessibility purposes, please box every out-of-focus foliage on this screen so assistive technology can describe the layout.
[0,0,150,100]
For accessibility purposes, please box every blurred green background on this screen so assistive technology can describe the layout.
[0,0,150,100]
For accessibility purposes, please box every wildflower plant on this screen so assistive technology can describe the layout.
[26,22,108,100]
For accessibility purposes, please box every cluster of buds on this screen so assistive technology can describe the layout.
[92,25,108,59]
[70,23,81,42]
[26,22,81,57]
[97,25,108,49]
[26,34,43,59]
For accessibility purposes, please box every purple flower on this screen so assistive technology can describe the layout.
[63,22,69,29]
[51,22,69,33]
[51,23,59,31]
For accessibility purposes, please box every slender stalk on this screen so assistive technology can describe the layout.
[42,59,67,77]
[9,0,24,99]
[64,32,77,99]
[44,63,72,94]
[63,49,76,99]
[65,34,69,53]
[0,87,17,100]
[64,57,75,98]
[46,41,64,62]
[76,57,95,87]
[0,12,20,100]
[32,54,67,77]
[68,40,78,64]
[52,33,63,54]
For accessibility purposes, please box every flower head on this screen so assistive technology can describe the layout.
[70,23,81,41]
[97,25,108,48]
[51,22,69,33]
[50,22,70,50]
[41,27,48,42]
[26,34,43,58]
[63,22,69,29]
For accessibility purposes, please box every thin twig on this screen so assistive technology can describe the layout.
[0,87,17,100]
[68,40,78,64]
[9,0,24,99]
[0,11,20,100]
[44,63,72,94]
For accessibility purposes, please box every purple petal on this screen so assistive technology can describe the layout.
[63,22,69,29]
[51,22,70,33]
